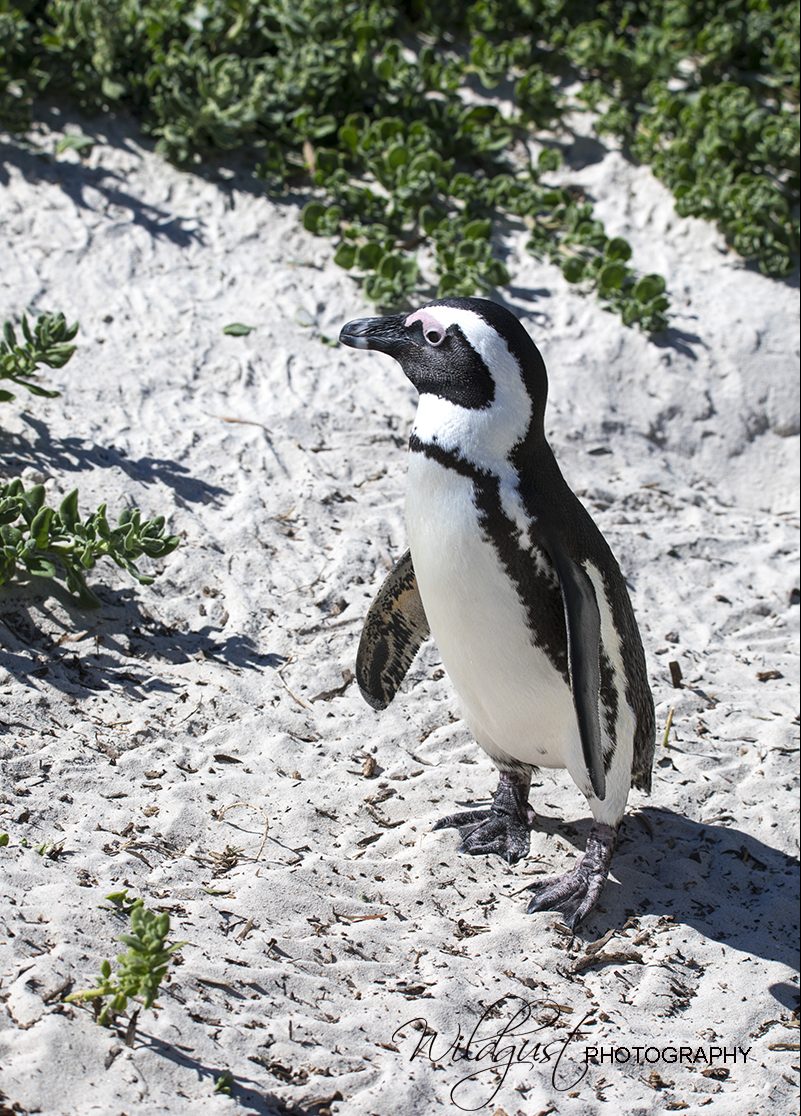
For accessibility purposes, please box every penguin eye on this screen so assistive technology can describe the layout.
[424,328,445,347]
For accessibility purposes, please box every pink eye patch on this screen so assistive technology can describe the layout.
[405,309,446,346]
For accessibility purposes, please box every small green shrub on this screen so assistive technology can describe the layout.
[0,311,78,402]
[2,2,798,326]
[0,479,180,608]
[65,895,185,1033]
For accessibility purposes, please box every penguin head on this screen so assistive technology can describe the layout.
[340,298,549,447]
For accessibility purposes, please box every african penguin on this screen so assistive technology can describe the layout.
[339,297,655,929]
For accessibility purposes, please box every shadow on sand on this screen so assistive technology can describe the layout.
[127,1030,341,1116]
[1,414,229,507]
[0,585,283,700]
[525,804,800,985]
[0,123,203,249]
[0,101,311,247]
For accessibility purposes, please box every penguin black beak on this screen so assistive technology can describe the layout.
[339,315,406,355]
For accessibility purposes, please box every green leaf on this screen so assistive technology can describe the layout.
[485,259,510,287]
[537,148,561,173]
[437,272,462,295]
[42,342,77,368]
[356,242,383,270]
[214,1072,234,1096]
[30,506,54,547]
[463,219,492,241]
[319,206,343,236]
[605,237,633,262]
[634,274,667,302]
[58,490,80,531]
[334,243,356,269]
[562,257,586,283]
[23,485,46,515]
[302,202,326,233]
[399,257,419,283]
[55,133,95,156]
[24,556,57,578]
[385,144,409,170]
[418,205,443,235]
[378,254,403,279]
[9,380,61,398]
[222,323,255,336]
[0,524,23,546]
[307,114,336,140]
[339,124,360,151]
[598,262,627,290]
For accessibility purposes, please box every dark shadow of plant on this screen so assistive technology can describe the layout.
[133,1031,342,1115]
[0,584,283,699]
[0,126,203,249]
[1,414,229,506]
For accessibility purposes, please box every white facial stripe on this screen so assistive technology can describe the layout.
[410,306,535,542]
[411,308,531,460]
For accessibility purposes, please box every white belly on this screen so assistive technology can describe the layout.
[405,452,578,769]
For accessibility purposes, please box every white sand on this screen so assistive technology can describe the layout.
[0,110,799,1116]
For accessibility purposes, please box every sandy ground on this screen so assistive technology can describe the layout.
[0,108,799,1116]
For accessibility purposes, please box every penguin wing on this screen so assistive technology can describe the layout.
[357,550,430,711]
[544,543,606,801]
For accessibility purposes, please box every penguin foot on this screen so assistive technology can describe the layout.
[526,822,617,930]
[433,770,534,865]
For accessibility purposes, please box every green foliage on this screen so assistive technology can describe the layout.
[0,478,181,608]
[526,196,671,331]
[1,307,180,609]
[564,2,799,277]
[65,896,185,1030]
[55,131,94,155]
[0,311,79,402]
[571,8,799,276]
[632,82,799,276]
[0,1,37,129]
[36,839,65,858]
[2,0,799,326]
[105,888,141,914]
[214,1071,234,1095]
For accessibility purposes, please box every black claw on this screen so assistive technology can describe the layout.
[433,771,534,863]
[435,806,531,864]
[525,822,617,927]
[524,821,620,924]
[460,829,528,865]
[433,809,494,832]
[526,873,586,918]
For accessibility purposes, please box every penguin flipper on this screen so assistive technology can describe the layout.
[357,549,430,711]
[548,549,606,801]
